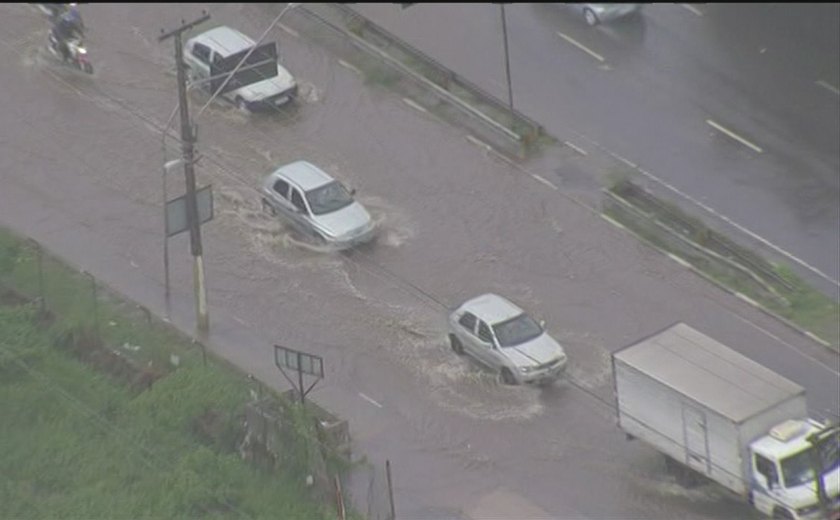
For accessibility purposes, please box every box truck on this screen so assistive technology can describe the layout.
[612,323,839,519]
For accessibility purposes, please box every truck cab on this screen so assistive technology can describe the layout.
[749,419,840,520]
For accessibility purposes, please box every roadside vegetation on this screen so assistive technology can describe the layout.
[603,178,839,349]
[0,227,340,519]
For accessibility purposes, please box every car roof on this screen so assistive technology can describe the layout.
[459,293,525,325]
[270,161,334,192]
[190,26,254,57]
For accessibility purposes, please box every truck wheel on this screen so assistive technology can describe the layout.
[500,368,517,385]
[449,335,465,355]
[772,508,794,520]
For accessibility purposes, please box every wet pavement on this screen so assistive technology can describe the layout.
[0,4,837,519]
[351,3,840,296]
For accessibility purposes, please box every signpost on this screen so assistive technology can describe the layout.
[273,345,324,404]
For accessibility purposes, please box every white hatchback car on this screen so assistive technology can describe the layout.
[184,25,297,112]
[261,161,376,250]
[448,293,568,385]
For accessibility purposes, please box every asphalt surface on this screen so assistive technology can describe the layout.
[351,3,840,297]
[0,4,837,519]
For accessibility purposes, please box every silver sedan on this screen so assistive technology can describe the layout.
[260,161,376,250]
[448,293,568,386]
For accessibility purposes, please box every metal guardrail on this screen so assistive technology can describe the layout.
[333,4,544,136]
[611,182,795,292]
[296,4,545,155]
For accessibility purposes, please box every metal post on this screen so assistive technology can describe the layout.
[500,4,514,115]
[160,13,211,337]
[162,159,171,318]
[297,351,305,405]
[386,459,396,520]
[32,241,45,315]
[84,271,100,345]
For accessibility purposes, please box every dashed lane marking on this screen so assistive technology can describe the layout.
[402,97,428,113]
[681,4,704,16]
[359,392,383,409]
[531,174,559,191]
[556,31,605,63]
[816,80,840,96]
[706,119,763,153]
[278,23,299,38]
[563,140,588,156]
[337,59,361,75]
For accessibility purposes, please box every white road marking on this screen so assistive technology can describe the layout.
[816,79,840,96]
[337,59,361,75]
[706,119,763,153]
[466,134,493,152]
[402,97,428,113]
[732,314,839,374]
[681,4,704,16]
[600,213,626,230]
[556,31,605,63]
[232,315,248,326]
[563,140,588,156]
[531,174,559,190]
[667,253,692,268]
[359,392,383,408]
[278,23,299,38]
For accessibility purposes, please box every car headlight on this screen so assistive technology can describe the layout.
[520,366,536,374]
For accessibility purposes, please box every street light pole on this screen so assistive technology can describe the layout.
[159,12,212,337]
[500,4,514,115]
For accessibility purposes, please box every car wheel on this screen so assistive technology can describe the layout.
[236,96,250,113]
[449,335,465,355]
[584,8,599,26]
[500,368,517,385]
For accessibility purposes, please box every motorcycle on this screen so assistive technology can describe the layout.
[47,31,93,74]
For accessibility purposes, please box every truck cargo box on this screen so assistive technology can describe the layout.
[612,323,807,496]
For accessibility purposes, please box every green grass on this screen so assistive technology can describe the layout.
[0,304,336,519]
[0,227,344,519]
[603,187,840,349]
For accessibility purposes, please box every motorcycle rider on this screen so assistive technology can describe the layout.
[50,4,84,62]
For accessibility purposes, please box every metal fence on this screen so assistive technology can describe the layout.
[0,233,208,381]
[340,457,396,520]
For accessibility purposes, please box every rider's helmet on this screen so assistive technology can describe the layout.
[61,5,82,28]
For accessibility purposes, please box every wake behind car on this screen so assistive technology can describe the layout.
[448,293,568,385]
[261,161,376,250]
[184,25,297,112]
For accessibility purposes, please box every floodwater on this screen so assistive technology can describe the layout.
[0,4,835,519]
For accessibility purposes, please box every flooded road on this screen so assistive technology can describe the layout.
[0,4,836,519]
[352,2,840,296]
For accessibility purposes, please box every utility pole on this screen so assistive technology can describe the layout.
[159,12,211,336]
[500,4,514,114]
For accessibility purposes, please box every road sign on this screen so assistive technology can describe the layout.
[165,184,214,237]
[274,344,324,404]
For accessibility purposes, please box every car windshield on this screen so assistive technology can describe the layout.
[305,181,354,216]
[492,314,543,348]
[780,432,840,488]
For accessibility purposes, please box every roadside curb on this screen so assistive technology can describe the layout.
[599,213,835,351]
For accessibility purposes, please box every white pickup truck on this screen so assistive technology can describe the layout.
[184,25,297,113]
[612,323,840,520]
